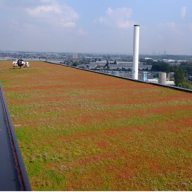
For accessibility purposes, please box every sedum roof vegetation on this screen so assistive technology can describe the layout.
[0,61,192,190]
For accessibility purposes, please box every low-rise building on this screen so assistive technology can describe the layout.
[87,61,152,70]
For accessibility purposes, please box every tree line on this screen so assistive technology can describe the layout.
[140,59,192,89]
[141,59,192,74]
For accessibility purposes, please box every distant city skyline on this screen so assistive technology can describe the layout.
[0,0,192,55]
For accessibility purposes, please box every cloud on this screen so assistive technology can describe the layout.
[8,19,19,28]
[26,2,79,28]
[107,7,113,16]
[98,17,107,23]
[26,5,61,16]
[96,7,134,29]
[158,22,177,31]
[157,22,185,40]
[189,24,192,31]
[8,18,39,34]
[167,22,176,31]
[40,0,55,3]
[181,6,187,18]
[78,27,88,35]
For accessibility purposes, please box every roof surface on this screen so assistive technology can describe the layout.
[0,61,192,191]
[0,93,20,191]
[0,83,31,191]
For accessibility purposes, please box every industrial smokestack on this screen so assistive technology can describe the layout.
[133,25,140,80]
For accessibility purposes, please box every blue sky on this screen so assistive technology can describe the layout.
[0,0,192,55]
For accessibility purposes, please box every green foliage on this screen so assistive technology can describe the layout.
[178,82,192,89]
[139,58,146,62]
[174,66,192,89]
[140,58,153,65]
[146,59,153,65]
[170,66,177,72]
[72,62,77,67]
[180,62,192,75]
[174,68,185,86]
[151,62,170,73]
[116,67,121,71]
[180,62,188,65]
[47,170,64,182]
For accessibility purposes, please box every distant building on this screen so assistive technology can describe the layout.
[109,64,118,70]
[88,61,152,70]
[162,59,175,63]
[117,62,133,70]
[73,53,78,59]
[89,63,98,69]
[139,63,152,70]
[145,57,153,60]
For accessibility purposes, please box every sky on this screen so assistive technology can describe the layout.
[0,0,192,55]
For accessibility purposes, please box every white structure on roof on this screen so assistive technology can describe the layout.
[12,60,30,68]
[147,79,158,83]
[158,72,175,85]
[25,62,30,68]
[158,72,166,84]
[12,60,18,67]
[133,25,140,80]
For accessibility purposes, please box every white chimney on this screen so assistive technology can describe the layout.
[133,25,140,80]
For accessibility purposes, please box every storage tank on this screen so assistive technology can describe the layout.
[115,71,119,76]
[158,72,166,84]
[143,71,147,81]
